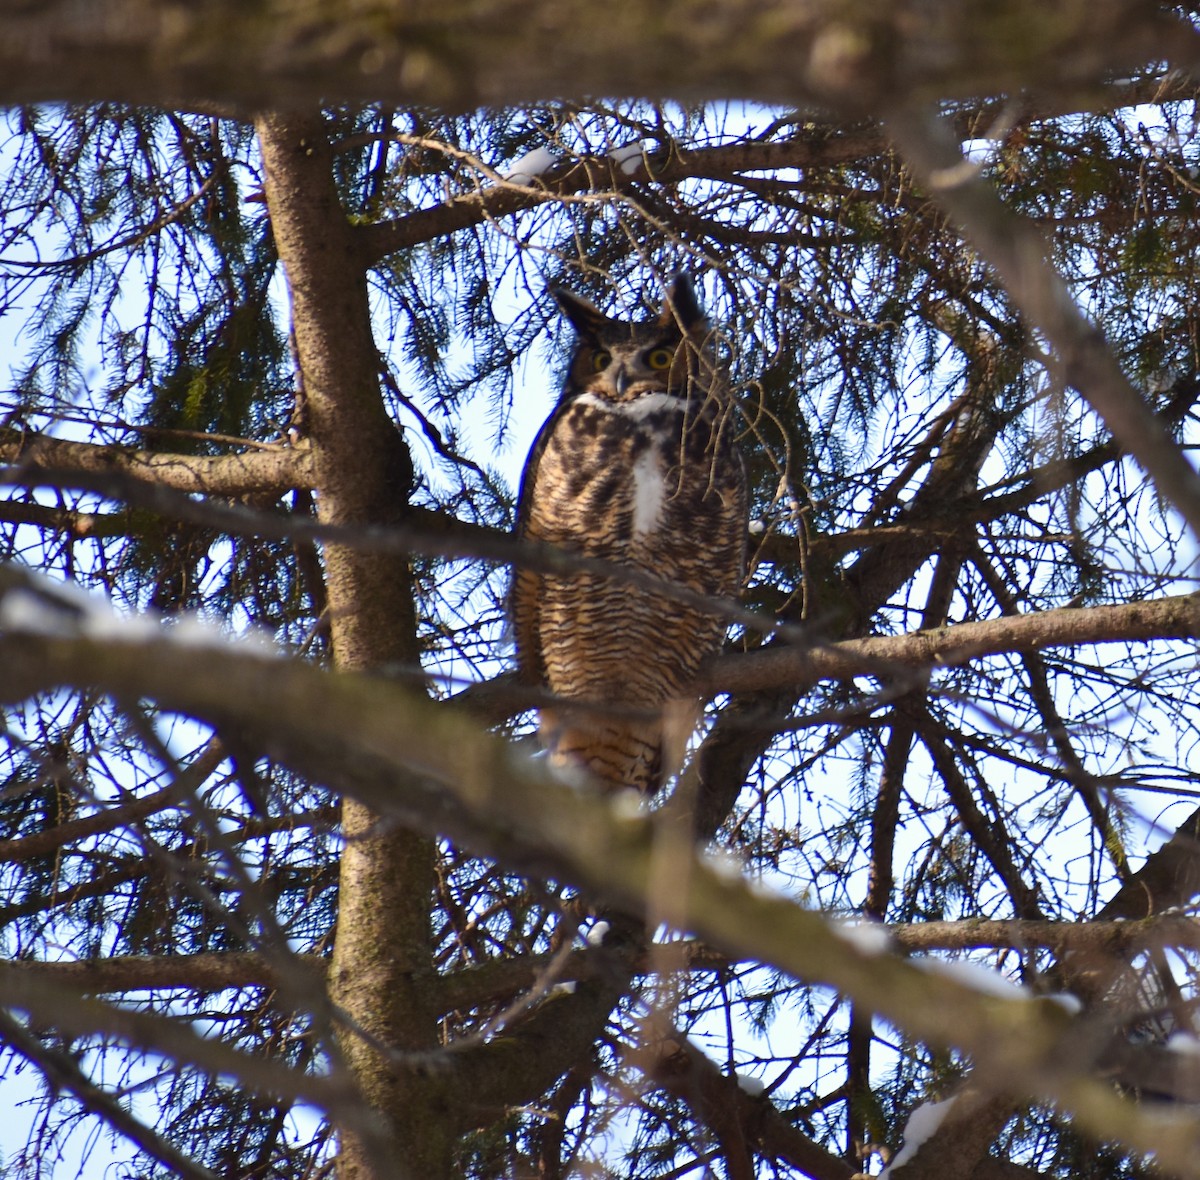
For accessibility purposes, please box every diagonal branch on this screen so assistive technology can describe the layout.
[886,108,1200,541]
[625,1022,853,1180]
[3,596,1200,1173]
[0,1008,219,1180]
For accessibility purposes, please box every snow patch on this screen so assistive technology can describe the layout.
[608,142,646,176]
[703,848,746,882]
[548,756,593,790]
[1048,992,1083,1016]
[748,519,766,535]
[0,589,76,637]
[1,572,278,656]
[586,921,610,947]
[610,788,646,820]
[504,147,558,185]
[164,613,276,656]
[81,608,168,644]
[735,1071,765,1096]
[881,1096,957,1176]
[834,920,890,956]
[918,957,1031,1000]
[1167,1031,1200,1056]
[746,875,786,900]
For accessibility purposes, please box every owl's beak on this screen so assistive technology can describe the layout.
[613,364,631,395]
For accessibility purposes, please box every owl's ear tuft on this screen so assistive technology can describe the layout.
[657,275,705,333]
[551,287,610,339]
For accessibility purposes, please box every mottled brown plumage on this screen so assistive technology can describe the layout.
[511,277,747,792]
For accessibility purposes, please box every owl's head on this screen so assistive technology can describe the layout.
[553,275,712,402]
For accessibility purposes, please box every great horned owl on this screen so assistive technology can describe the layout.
[511,276,747,793]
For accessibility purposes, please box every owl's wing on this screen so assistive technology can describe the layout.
[509,397,573,687]
[514,395,569,537]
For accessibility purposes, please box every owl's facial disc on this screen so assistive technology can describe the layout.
[584,341,682,401]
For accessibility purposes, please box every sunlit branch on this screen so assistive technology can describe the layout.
[0,430,313,497]
[705,592,1198,696]
[2,605,1199,1170]
[5,0,1191,140]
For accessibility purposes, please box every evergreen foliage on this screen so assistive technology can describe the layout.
[0,73,1198,1179]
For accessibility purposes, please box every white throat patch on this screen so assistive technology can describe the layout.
[631,449,666,535]
[576,390,685,418]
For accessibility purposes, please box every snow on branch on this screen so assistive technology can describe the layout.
[0,0,1194,114]
[2,605,1200,1172]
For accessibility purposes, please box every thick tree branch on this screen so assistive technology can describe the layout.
[0,429,313,496]
[10,915,1200,999]
[1097,805,1200,924]
[0,952,320,994]
[0,0,1195,114]
[704,592,1198,696]
[2,598,1199,1173]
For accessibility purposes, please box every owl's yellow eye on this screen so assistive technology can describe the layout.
[646,347,674,371]
[590,350,612,373]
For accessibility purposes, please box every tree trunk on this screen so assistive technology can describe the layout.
[256,110,447,1178]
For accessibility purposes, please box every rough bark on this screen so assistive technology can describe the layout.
[4,619,1199,1174]
[0,0,1195,114]
[702,592,1199,697]
[255,110,441,1179]
[0,428,313,495]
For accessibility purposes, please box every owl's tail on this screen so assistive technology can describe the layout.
[540,699,697,794]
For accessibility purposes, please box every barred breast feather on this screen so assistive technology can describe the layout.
[511,277,747,793]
